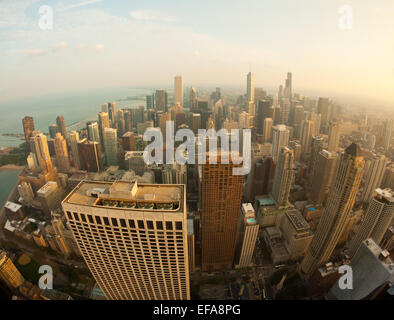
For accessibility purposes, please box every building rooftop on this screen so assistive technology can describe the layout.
[374,188,394,204]
[63,180,185,212]
[285,209,310,232]
[4,201,22,213]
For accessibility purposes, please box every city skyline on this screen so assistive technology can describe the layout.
[0,0,394,109]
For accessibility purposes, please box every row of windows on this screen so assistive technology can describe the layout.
[66,211,183,230]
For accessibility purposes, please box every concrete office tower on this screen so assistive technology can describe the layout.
[384,119,393,151]
[300,143,364,279]
[248,101,255,118]
[327,122,341,152]
[146,94,155,109]
[37,181,62,215]
[87,121,100,143]
[155,89,168,112]
[162,163,187,185]
[256,98,273,134]
[247,72,255,102]
[106,102,117,127]
[78,141,103,172]
[348,188,394,258]
[30,130,53,173]
[125,151,146,175]
[284,72,292,99]
[271,125,290,163]
[200,152,244,272]
[311,150,338,204]
[120,132,135,151]
[69,131,81,169]
[56,115,67,139]
[328,239,394,300]
[189,87,198,111]
[235,203,259,268]
[18,181,35,206]
[189,113,201,134]
[187,219,195,273]
[309,136,325,182]
[174,75,183,107]
[54,133,71,172]
[279,98,291,124]
[276,209,314,260]
[360,155,387,203]
[62,181,190,300]
[300,120,315,155]
[0,251,24,289]
[271,147,295,208]
[22,116,35,151]
[317,97,329,133]
[49,124,58,139]
[103,128,118,166]
[98,111,110,149]
[308,112,321,137]
[293,105,305,138]
[263,117,273,142]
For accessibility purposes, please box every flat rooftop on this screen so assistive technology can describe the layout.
[63,180,185,212]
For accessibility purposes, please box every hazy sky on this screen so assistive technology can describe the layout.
[0,0,393,106]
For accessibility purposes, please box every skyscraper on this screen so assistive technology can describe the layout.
[174,75,183,107]
[271,125,290,163]
[0,251,24,289]
[300,119,315,155]
[300,143,364,279]
[30,130,53,173]
[54,132,71,172]
[247,72,254,102]
[189,87,198,111]
[155,89,168,112]
[327,122,341,152]
[348,188,394,258]
[98,112,110,149]
[360,154,387,204]
[56,115,67,139]
[383,119,393,151]
[284,72,292,99]
[103,127,118,166]
[271,147,294,208]
[317,97,329,133]
[256,99,273,134]
[49,124,58,139]
[62,181,190,300]
[310,150,338,204]
[22,116,35,152]
[235,203,259,268]
[78,141,103,172]
[262,117,273,142]
[87,121,100,143]
[329,239,394,300]
[69,131,81,169]
[200,152,244,272]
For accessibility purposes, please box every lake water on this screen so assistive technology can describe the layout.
[0,86,154,148]
[0,170,20,207]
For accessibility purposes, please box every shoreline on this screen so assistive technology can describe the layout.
[0,164,25,172]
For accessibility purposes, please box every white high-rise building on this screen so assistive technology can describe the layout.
[360,154,387,203]
[348,188,394,258]
[271,125,290,163]
[62,180,190,300]
[174,75,183,107]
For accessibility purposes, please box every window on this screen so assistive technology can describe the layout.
[73,212,80,221]
[156,221,163,230]
[95,216,102,225]
[103,217,110,226]
[138,220,144,229]
[120,219,126,227]
[88,215,94,223]
[175,222,182,230]
[66,211,72,219]
[111,218,118,227]
[129,220,135,228]
[166,222,173,230]
[147,221,154,229]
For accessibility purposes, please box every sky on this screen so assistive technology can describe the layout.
[0,0,393,107]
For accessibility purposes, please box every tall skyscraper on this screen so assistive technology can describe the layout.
[30,130,53,173]
[174,75,183,107]
[271,147,295,207]
[107,102,117,127]
[360,154,387,203]
[155,89,168,112]
[310,150,338,204]
[284,72,292,99]
[103,127,118,166]
[56,115,67,139]
[256,99,273,134]
[262,117,273,142]
[78,141,103,172]
[54,132,71,172]
[146,94,155,109]
[98,112,110,149]
[348,188,394,258]
[0,251,24,289]
[22,116,35,152]
[271,125,290,163]
[200,152,244,272]
[317,97,329,133]
[329,239,394,300]
[247,72,255,102]
[235,203,259,268]
[300,119,315,155]
[87,121,100,143]
[189,87,198,111]
[300,143,364,279]
[62,181,190,300]
[69,131,81,169]
[120,132,135,152]
[49,124,58,139]
[384,119,393,151]
[327,122,341,152]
